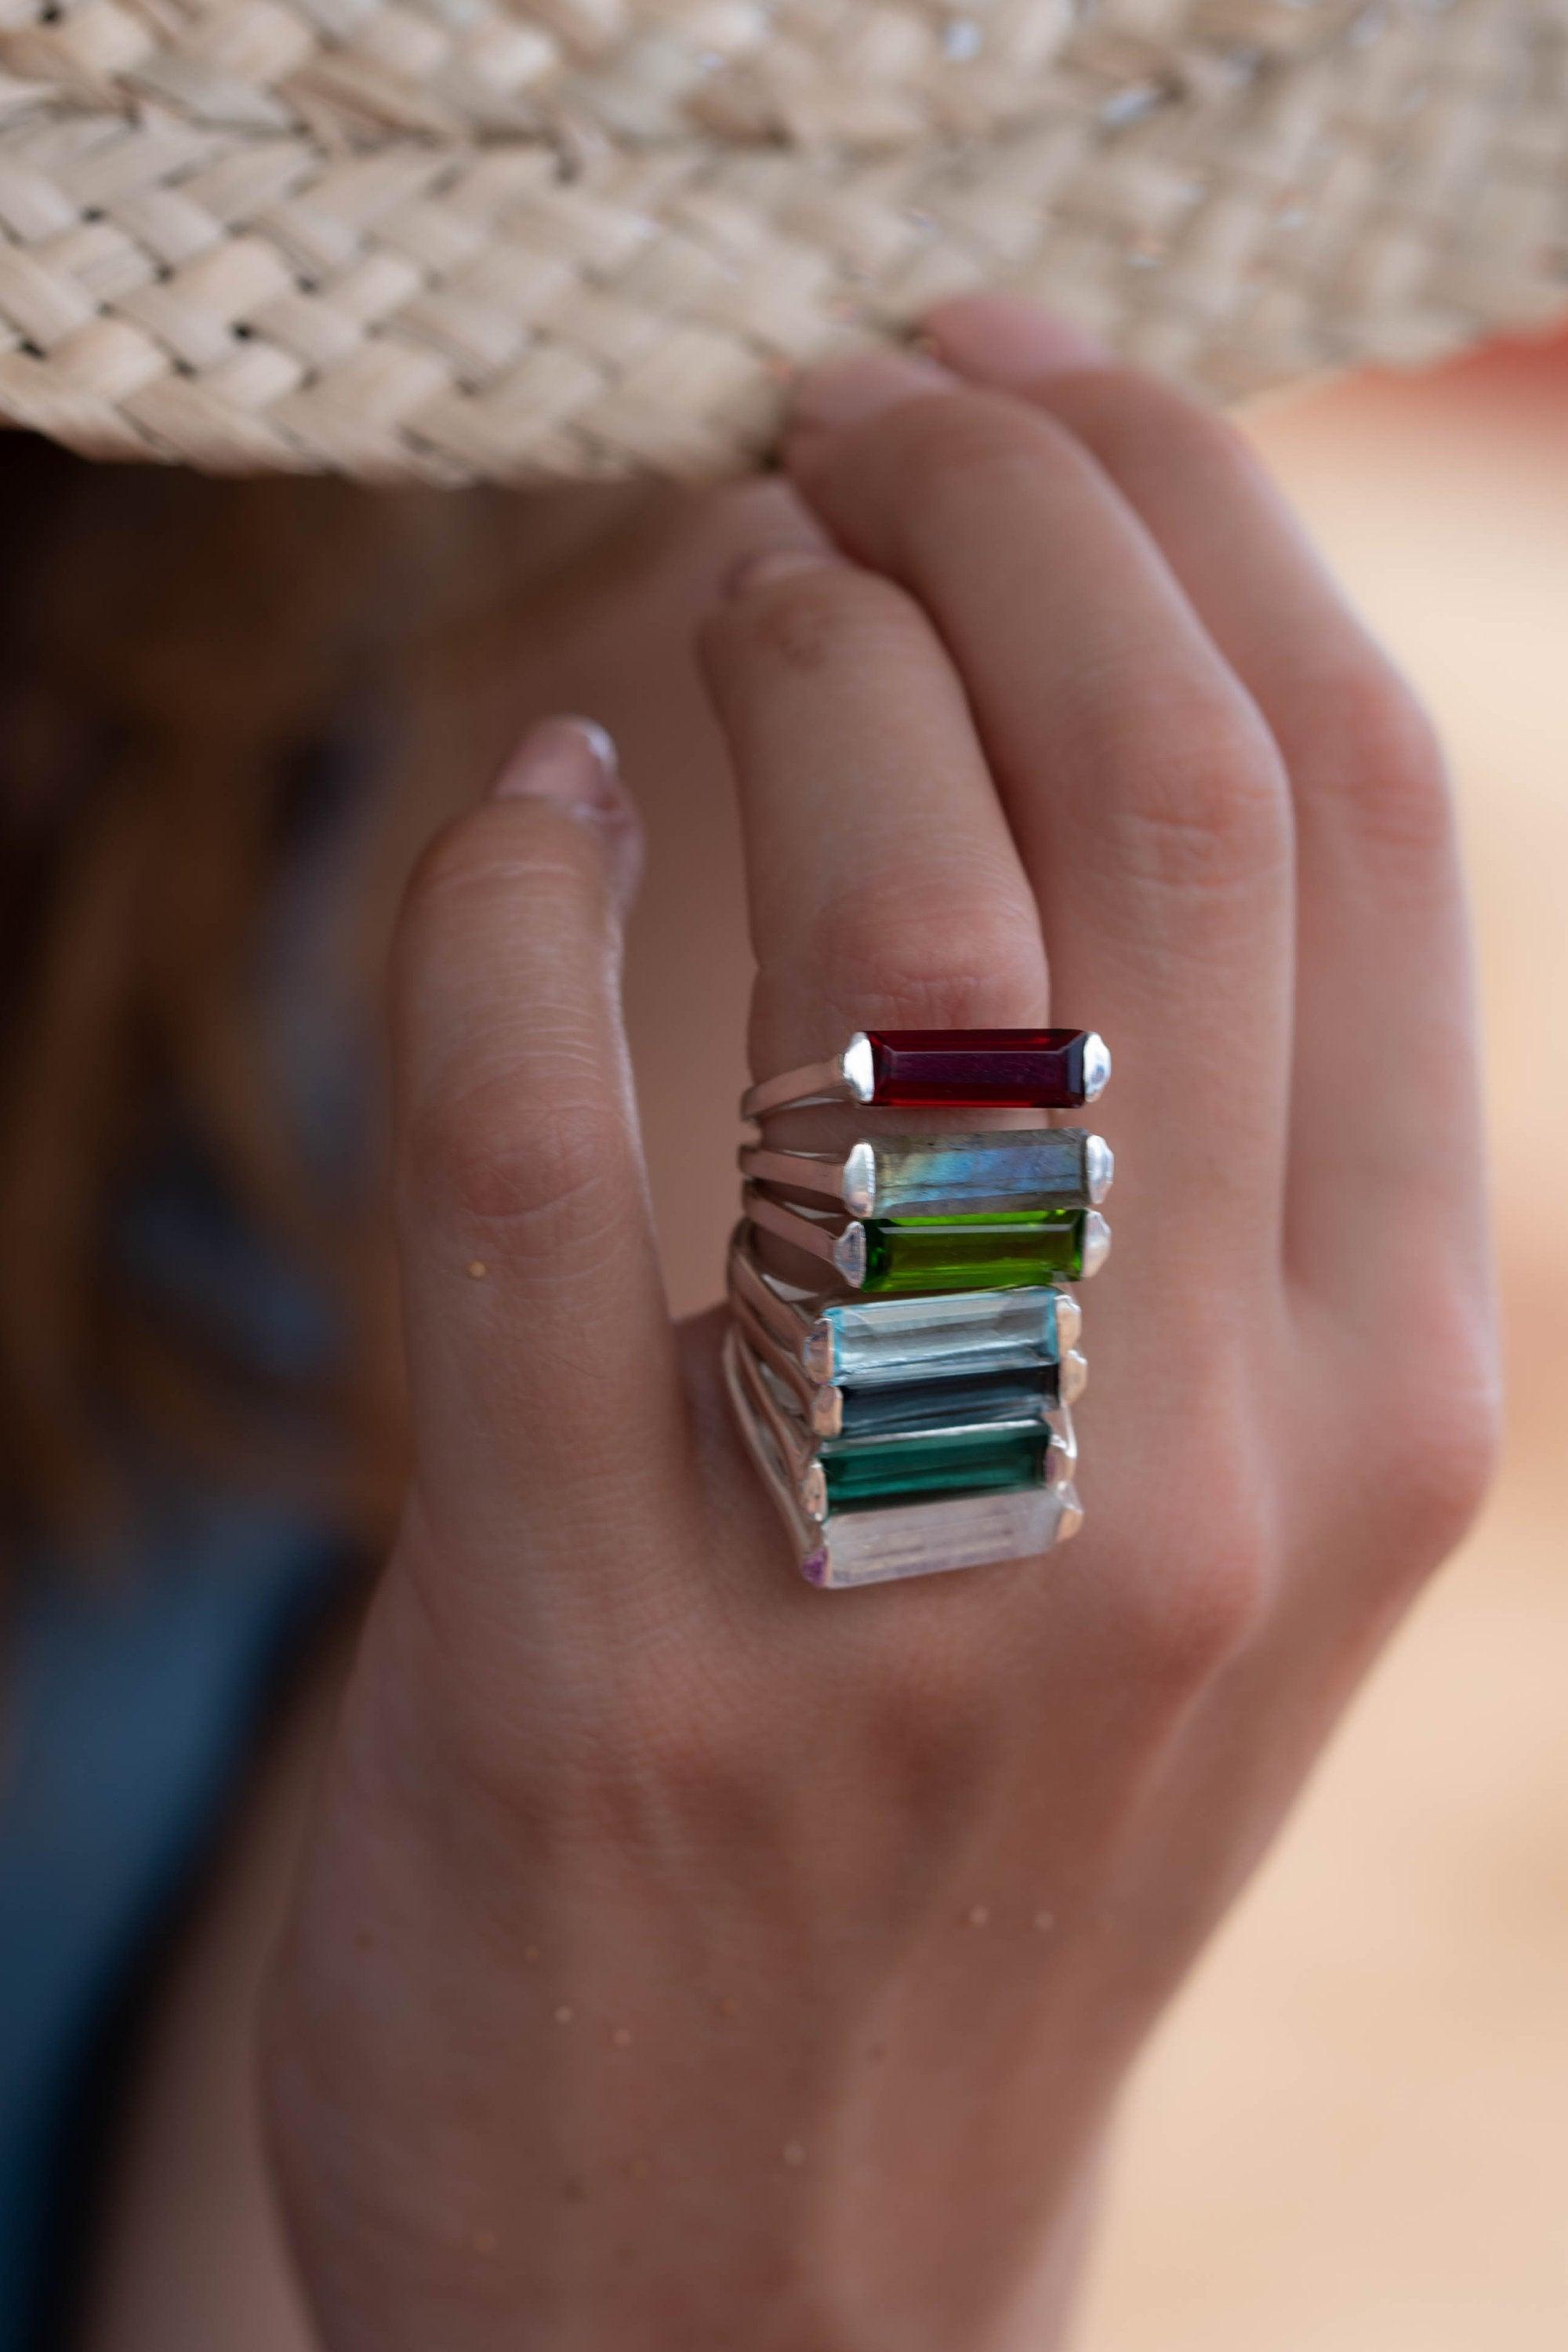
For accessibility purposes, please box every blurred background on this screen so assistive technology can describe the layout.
[1079,340,1568,2349]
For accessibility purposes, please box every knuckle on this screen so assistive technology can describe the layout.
[1121,1443,1274,1690]
[1083,680,1290,898]
[404,1074,624,1253]
[877,389,1055,513]
[706,561,925,685]
[400,808,498,937]
[808,871,1047,1033]
[1368,1335,1502,1580]
[1133,1526,1270,1692]
[1088,374,1267,502]
[1301,658,1453,862]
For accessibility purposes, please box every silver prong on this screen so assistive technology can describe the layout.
[720,1329,820,1566]
[1081,1033,1112,1103]
[1084,1134,1114,1205]
[1080,1209,1112,1278]
[842,1138,877,1217]
[726,1225,814,1353]
[740,1048,858,1123]
[842,1033,876,1104]
[739,1142,844,1207]
[830,1221,868,1287]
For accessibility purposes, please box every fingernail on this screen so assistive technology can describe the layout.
[490,715,621,811]
[789,347,954,442]
[921,296,1109,385]
[724,545,840,599]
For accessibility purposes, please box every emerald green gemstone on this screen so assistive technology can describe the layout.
[858,1215,1092,1294]
[820,1421,1051,1512]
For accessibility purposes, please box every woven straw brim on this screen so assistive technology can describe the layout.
[1,0,1565,484]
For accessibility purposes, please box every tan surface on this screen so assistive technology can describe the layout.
[1080,341,1568,2350]
[3,2,1566,480]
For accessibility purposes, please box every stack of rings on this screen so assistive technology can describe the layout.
[723,1028,1113,1588]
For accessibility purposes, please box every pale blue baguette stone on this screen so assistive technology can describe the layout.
[804,1285,1074,1387]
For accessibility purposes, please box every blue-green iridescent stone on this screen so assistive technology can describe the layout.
[849,1130,1109,1221]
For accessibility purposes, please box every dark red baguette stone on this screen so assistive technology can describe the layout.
[865,1029,1091,1108]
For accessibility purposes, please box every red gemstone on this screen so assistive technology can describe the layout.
[865,1029,1094,1108]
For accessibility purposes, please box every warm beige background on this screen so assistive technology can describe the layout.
[1077,342,1568,2349]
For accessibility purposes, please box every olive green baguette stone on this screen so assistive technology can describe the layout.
[858,1212,1108,1294]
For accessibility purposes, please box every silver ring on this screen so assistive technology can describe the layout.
[725,1026,1113,1592]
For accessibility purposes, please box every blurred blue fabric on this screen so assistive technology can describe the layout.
[0,1499,340,2347]
[0,722,379,2346]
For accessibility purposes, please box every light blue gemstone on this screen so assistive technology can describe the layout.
[845,1130,1109,1220]
[805,1286,1073,1388]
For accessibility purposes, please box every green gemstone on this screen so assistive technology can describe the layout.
[820,1421,1051,1512]
[858,1215,1091,1294]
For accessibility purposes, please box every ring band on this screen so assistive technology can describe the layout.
[728,1025,1111,1589]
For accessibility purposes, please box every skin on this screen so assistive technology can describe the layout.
[102,301,1502,2350]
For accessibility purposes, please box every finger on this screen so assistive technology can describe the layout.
[391,717,694,1575]
[924,297,1486,1308]
[784,358,1296,1301]
[699,539,1052,1089]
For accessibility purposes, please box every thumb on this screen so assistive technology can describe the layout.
[390,717,695,1595]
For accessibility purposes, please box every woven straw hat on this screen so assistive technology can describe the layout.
[1,0,1564,483]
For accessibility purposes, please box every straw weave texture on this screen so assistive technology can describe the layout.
[1,0,1565,480]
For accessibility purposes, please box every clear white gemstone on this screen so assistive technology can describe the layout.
[814,1483,1079,1588]
[1084,1133,1114,1205]
[1059,1348,1088,1405]
[1080,1209,1112,1278]
[1080,1032,1112,1102]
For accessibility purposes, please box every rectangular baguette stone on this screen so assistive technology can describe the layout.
[820,1420,1050,1511]
[801,1483,1079,1588]
[806,1287,1073,1385]
[852,1130,1102,1220]
[833,1365,1060,1438]
[860,1214,1096,1294]
[866,1029,1095,1108]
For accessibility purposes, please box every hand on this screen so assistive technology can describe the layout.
[263,303,1499,2352]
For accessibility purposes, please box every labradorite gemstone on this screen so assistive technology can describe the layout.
[835,1366,1058,1438]
[858,1216,1091,1294]
[820,1421,1051,1512]
[856,1130,1099,1221]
